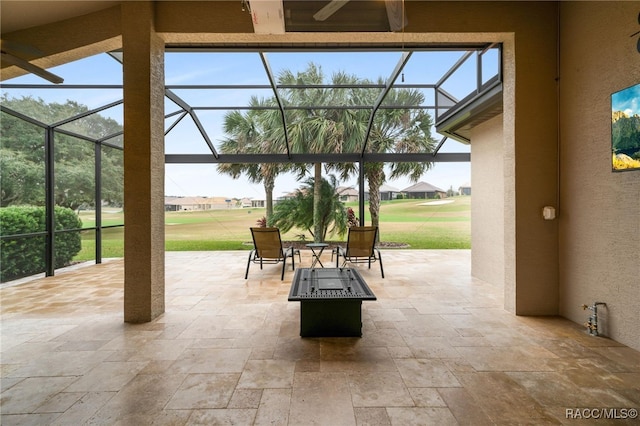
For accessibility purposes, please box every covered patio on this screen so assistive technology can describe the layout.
[2,250,638,425]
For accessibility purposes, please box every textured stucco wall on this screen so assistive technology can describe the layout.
[416,2,560,315]
[471,115,505,289]
[559,1,640,350]
[122,2,166,322]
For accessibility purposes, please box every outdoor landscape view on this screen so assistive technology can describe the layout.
[0,48,485,282]
[75,195,471,260]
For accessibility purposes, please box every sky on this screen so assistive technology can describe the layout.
[612,83,640,117]
[0,48,495,199]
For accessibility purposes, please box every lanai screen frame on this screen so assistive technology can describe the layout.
[0,43,501,278]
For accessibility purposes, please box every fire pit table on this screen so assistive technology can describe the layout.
[288,268,377,337]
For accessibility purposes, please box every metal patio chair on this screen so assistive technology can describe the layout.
[335,226,384,278]
[245,227,300,280]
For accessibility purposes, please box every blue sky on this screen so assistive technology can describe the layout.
[612,83,640,117]
[1,49,488,198]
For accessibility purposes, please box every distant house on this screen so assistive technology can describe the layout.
[337,185,401,202]
[401,181,447,199]
[379,184,400,201]
[459,182,472,196]
[251,198,266,208]
[279,189,303,201]
[336,186,359,202]
[165,197,183,212]
[165,196,238,211]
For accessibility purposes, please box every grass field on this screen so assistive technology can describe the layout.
[75,196,470,260]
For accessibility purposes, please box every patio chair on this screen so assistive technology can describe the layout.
[335,226,384,278]
[245,227,300,280]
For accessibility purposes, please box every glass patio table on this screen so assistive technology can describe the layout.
[305,242,329,268]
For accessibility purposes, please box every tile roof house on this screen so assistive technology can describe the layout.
[379,184,400,200]
[164,196,231,211]
[336,186,359,202]
[401,181,447,199]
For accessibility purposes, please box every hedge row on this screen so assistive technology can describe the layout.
[0,206,82,282]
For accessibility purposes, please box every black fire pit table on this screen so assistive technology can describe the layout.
[288,268,377,337]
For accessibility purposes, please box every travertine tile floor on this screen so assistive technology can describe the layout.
[1,250,639,425]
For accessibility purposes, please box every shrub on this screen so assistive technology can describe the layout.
[0,205,82,282]
[346,207,359,227]
[270,175,348,242]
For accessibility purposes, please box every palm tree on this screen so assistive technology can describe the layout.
[217,96,289,224]
[370,98,437,229]
[277,64,367,241]
[336,79,438,231]
[220,68,436,237]
[270,175,348,242]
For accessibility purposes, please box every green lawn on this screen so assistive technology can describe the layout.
[369,197,471,248]
[75,196,471,261]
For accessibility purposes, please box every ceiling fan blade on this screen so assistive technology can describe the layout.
[1,51,64,84]
[313,0,350,22]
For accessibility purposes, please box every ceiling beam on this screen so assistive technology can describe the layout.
[0,51,64,84]
[165,152,470,164]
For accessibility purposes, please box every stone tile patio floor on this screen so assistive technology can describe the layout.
[1,250,639,425]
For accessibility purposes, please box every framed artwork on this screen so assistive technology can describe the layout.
[611,82,640,171]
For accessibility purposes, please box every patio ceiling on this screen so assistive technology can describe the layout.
[0,1,405,35]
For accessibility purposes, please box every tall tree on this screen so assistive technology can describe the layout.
[217,96,290,224]
[216,66,437,239]
[1,95,124,209]
[334,80,438,231]
[277,64,367,242]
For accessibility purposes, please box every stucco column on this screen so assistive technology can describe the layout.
[122,1,165,322]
